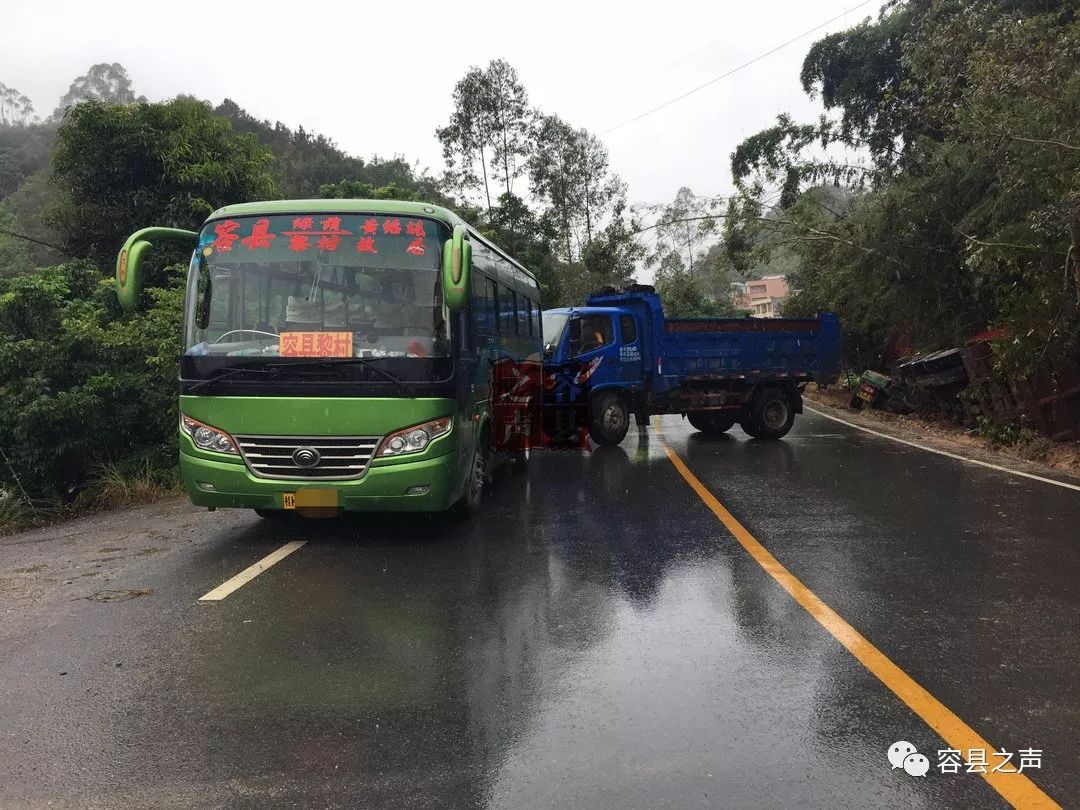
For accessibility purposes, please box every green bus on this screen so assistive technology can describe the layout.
[116,200,542,518]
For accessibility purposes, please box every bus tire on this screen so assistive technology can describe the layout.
[453,442,487,519]
[590,391,630,447]
[686,412,737,434]
[744,387,795,440]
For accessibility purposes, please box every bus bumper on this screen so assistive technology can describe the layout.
[180,449,461,513]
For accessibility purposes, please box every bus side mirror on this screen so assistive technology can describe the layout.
[441,225,471,311]
[115,227,198,312]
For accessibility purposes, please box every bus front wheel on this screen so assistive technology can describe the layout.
[453,444,487,519]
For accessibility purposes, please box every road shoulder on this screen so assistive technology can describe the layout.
[805,388,1080,489]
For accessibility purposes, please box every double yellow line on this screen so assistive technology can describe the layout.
[658,425,1059,809]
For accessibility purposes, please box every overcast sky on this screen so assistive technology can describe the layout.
[2,0,885,209]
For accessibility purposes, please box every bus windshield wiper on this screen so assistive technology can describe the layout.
[266,358,415,397]
[185,364,276,392]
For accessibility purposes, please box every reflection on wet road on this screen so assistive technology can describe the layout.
[1,412,1076,808]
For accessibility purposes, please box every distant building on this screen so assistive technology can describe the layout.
[736,275,790,318]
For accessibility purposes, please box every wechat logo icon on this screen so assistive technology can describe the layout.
[889,741,930,777]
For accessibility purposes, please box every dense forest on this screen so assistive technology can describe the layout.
[1,0,1077,516]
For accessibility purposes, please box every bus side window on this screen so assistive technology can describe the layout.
[470,273,486,336]
[469,273,480,321]
[489,278,500,334]
[517,294,529,335]
[500,286,516,335]
[459,310,472,354]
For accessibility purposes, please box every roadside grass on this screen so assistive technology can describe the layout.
[82,457,178,508]
[0,494,58,536]
[0,456,181,537]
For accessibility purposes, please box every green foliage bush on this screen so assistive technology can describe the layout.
[976,415,1022,447]
[0,261,183,500]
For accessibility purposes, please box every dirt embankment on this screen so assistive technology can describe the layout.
[804,384,1080,480]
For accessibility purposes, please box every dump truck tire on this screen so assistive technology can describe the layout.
[590,391,630,446]
[687,412,737,434]
[744,387,795,440]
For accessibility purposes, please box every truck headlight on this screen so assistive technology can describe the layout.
[378,417,452,457]
[180,414,239,455]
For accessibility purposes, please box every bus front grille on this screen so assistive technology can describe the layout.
[233,435,382,480]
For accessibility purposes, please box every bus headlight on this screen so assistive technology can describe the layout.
[378,417,452,457]
[181,414,239,455]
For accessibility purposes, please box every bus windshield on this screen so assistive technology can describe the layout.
[184,214,450,360]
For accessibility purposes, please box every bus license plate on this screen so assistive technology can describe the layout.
[282,490,339,510]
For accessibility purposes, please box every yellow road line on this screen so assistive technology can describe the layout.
[656,421,1059,809]
[198,541,307,602]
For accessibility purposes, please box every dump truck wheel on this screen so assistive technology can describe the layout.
[744,388,795,440]
[687,412,737,434]
[590,391,630,446]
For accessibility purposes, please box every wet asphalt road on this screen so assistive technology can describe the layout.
[1,410,1079,808]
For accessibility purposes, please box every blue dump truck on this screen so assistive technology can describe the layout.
[541,285,841,446]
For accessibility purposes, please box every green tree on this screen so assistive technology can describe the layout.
[214,99,446,201]
[645,186,710,279]
[902,2,1080,371]
[656,272,720,318]
[531,119,625,266]
[53,63,145,120]
[486,192,563,307]
[576,128,624,247]
[436,60,532,211]
[726,0,1080,374]
[49,98,276,271]
[799,1,922,168]
[527,114,583,263]
[484,60,532,199]
[0,82,36,125]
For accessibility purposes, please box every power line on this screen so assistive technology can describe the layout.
[602,0,878,135]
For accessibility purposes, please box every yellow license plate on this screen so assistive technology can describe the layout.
[858,389,874,401]
[282,489,339,510]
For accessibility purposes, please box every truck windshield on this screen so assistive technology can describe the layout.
[183,214,449,360]
[542,311,569,357]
